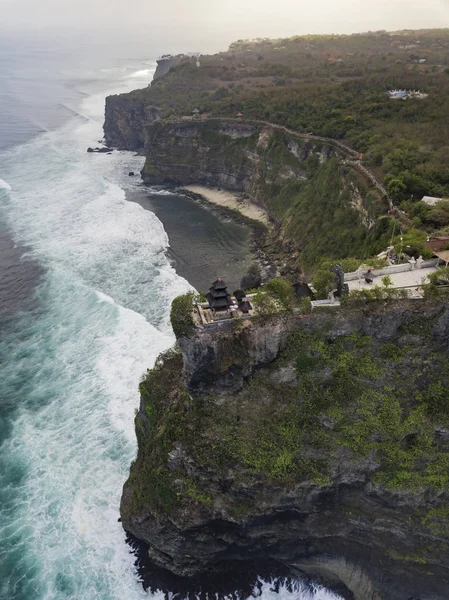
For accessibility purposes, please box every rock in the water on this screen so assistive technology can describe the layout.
[128,171,135,176]
[87,146,111,154]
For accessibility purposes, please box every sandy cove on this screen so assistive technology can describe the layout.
[181,185,269,225]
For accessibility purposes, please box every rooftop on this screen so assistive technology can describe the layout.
[422,196,445,206]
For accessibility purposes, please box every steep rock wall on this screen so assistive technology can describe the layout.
[138,119,389,266]
[141,120,332,195]
[103,95,161,149]
[122,299,449,600]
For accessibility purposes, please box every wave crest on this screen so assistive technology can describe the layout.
[0,178,12,190]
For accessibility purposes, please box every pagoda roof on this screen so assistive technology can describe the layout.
[234,289,246,301]
[209,289,229,298]
[206,292,232,309]
[238,299,253,312]
[211,278,228,290]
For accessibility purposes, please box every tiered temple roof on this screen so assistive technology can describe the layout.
[206,278,233,311]
[238,297,253,314]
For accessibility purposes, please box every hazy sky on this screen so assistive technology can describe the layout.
[2,0,449,54]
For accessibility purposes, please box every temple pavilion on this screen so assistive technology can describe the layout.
[206,278,233,313]
[238,297,253,314]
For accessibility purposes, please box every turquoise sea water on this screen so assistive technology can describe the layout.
[0,37,341,600]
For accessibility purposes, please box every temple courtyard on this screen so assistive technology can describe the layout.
[346,266,438,295]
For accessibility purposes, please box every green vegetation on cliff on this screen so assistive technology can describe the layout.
[123,302,449,529]
[260,150,391,266]
[105,29,449,274]
[114,30,449,203]
[170,292,195,338]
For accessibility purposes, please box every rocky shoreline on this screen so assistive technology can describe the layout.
[176,186,280,286]
[126,532,339,600]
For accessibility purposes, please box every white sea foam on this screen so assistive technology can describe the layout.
[0,178,11,190]
[0,62,341,600]
[147,187,176,196]
[126,68,155,79]
[0,64,191,600]
[254,580,342,600]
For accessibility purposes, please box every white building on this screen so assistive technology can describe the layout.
[421,196,445,206]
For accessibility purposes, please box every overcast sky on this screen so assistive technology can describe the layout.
[2,0,449,54]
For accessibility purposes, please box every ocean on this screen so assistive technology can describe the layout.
[0,34,340,600]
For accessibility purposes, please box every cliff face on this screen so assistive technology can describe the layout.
[122,299,449,600]
[141,120,265,191]
[153,57,174,81]
[103,96,161,150]
[139,119,389,265]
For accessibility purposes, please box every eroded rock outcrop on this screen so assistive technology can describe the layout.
[103,95,161,149]
[140,120,331,193]
[122,299,449,600]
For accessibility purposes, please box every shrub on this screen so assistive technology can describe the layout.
[299,297,312,314]
[253,290,279,317]
[394,229,434,260]
[264,278,295,311]
[170,292,195,338]
[381,275,393,288]
[422,267,449,299]
[312,267,335,299]
[428,266,449,286]
[341,285,408,305]
[363,257,389,270]
[312,258,362,299]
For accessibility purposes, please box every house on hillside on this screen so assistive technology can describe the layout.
[388,90,407,99]
[387,89,428,100]
[426,236,449,266]
[422,196,445,206]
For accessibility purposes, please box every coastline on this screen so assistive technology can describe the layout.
[181,185,270,225]
[128,186,266,291]
[177,185,280,284]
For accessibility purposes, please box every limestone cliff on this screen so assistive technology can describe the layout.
[139,119,390,266]
[121,299,449,600]
[103,96,161,150]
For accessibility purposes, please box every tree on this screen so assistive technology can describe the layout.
[264,278,295,311]
[394,229,433,260]
[386,176,407,201]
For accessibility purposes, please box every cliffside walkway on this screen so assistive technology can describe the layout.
[164,116,393,209]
